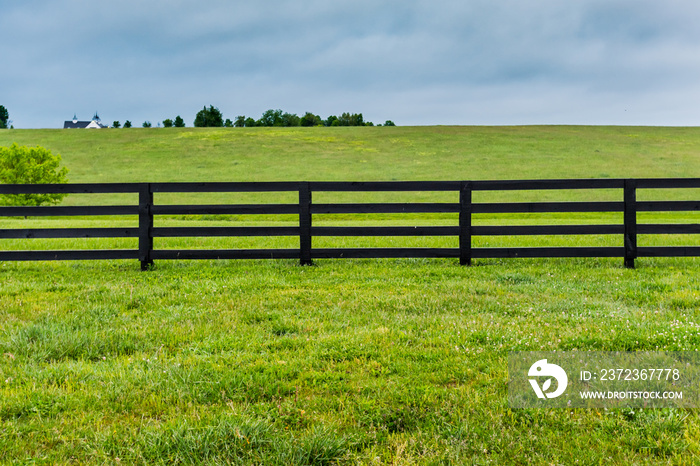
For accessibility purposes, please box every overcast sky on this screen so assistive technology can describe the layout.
[3,0,700,128]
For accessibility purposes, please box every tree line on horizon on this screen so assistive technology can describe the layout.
[112,106,396,129]
[0,104,395,129]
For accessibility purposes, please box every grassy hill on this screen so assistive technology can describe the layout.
[2,126,700,183]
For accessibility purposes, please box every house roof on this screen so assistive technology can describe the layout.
[64,120,107,129]
[64,120,90,129]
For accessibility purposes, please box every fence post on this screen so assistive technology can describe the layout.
[299,182,313,266]
[459,181,472,266]
[623,179,637,269]
[139,183,154,271]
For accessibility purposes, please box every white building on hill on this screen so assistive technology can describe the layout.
[63,113,108,129]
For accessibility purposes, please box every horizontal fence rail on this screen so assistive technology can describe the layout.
[0,179,699,269]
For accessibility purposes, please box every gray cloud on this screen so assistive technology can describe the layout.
[2,0,700,127]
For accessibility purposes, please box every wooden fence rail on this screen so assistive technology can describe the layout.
[1,179,699,270]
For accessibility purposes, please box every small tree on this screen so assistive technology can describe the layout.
[336,112,364,126]
[112,121,121,128]
[384,120,396,126]
[0,144,69,206]
[234,115,246,127]
[350,113,364,126]
[142,121,152,128]
[123,120,132,128]
[224,118,233,127]
[300,112,322,127]
[258,109,283,127]
[174,115,185,127]
[281,112,300,127]
[163,118,173,128]
[0,105,8,129]
[194,106,224,127]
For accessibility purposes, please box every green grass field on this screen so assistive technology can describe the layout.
[3,126,700,183]
[1,127,700,464]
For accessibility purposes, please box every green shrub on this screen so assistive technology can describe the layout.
[0,143,69,206]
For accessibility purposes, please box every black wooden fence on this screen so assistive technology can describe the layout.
[1,179,699,270]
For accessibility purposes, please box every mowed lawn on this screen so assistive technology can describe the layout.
[1,127,700,464]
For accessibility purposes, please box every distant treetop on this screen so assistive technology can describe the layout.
[0,105,9,129]
[194,106,224,127]
[112,107,394,129]
[225,109,391,128]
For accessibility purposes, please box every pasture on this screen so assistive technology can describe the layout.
[1,126,700,464]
